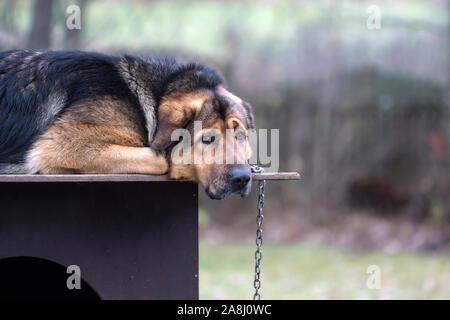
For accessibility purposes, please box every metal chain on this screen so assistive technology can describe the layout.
[249,164,266,300]
[253,179,265,300]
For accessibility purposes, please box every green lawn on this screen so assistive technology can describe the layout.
[200,243,450,299]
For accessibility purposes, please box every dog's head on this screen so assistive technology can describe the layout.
[151,66,255,199]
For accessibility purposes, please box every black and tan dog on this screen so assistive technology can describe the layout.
[0,50,255,199]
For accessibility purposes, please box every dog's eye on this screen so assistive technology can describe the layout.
[235,130,247,143]
[202,135,216,145]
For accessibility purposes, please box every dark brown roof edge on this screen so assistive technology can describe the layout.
[0,172,300,182]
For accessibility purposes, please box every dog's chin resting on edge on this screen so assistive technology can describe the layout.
[0,50,256,199]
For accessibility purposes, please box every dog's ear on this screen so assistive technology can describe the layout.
[151,91,210,150]
[216,86,255,130]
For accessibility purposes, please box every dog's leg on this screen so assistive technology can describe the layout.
[78,145,168,174]
[33,145,168,175]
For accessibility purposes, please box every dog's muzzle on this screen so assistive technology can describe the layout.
[228,166,251,197]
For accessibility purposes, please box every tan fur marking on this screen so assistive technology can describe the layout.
[27,97,168,174]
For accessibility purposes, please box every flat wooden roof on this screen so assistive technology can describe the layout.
[0,172,300,183]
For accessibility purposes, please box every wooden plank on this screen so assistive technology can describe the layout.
[252,172,301,181]
[0,172,300,183]
[0,174,173,183]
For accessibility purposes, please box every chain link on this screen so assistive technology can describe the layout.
[253,179,265,300]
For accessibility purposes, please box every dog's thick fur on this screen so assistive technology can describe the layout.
[0,50,254,198]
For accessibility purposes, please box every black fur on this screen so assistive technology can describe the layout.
[0,50,224,166]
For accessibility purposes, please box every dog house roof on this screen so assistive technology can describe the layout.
[0,172,300,183]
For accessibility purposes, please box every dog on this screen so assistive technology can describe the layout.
[0,50,255,199]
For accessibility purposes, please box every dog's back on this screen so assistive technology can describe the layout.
[0,50,135,171]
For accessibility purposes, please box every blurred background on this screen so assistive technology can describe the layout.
[1,0,450,299]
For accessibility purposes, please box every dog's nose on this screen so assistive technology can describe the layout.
[230,167,251,190]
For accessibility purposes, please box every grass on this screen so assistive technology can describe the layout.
[200,243,450,299]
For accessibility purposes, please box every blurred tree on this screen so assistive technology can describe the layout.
[27,0,54,49]
[311,0,343,193]
[0,0,21,49]
[0,0,16,32]
[448,0,450,97]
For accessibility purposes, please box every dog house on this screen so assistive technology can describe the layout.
[0,173,299,300]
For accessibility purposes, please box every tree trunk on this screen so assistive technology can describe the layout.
[27,0,53,49]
